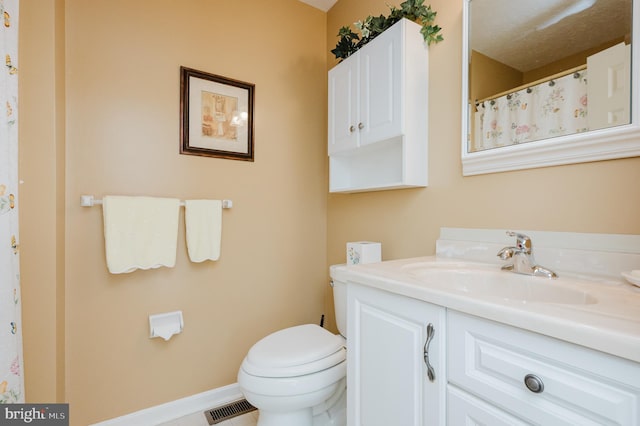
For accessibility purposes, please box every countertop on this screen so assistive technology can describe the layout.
[332,256,640,363]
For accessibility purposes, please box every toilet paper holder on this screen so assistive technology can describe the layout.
[149,310,184,341]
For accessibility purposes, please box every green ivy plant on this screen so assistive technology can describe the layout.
[331,0,443,61]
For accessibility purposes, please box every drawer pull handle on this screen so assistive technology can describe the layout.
[524,374,544,393]
[423,323,436,382]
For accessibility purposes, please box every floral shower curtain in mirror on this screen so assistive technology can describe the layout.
[0,0,23,404]
[476,70,588,150]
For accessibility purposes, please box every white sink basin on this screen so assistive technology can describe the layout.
[402,262,597,305]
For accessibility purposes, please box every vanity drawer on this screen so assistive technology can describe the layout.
[447,385,529,426]
[448,311,640,426]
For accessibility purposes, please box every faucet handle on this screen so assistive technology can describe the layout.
[506,231,532,254]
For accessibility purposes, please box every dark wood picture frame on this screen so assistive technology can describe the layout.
[180,66,255,161]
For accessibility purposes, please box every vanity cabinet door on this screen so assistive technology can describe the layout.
[448,311,640,425]
[347,283,446,426]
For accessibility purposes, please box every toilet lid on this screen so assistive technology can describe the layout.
[243,324,346,378]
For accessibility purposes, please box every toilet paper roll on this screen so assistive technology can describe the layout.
[149,311,183,341]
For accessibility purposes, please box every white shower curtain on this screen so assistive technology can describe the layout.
[0,0,23,403]
[476,70,588,150]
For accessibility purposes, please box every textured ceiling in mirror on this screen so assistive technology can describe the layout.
[471,0,632,72]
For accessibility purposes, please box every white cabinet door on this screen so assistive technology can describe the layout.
[328,53,359,154]
[587,42,631,131]
[328,23,402,153]
[347,283,446,426]
[358,25,402,147]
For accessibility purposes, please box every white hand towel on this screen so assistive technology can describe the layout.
[185,200,222,262]
[102,196,181,274]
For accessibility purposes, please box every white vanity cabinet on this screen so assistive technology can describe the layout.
[346,288,640,425]
[347,283,446,426]
[447,311,640,425]
[328,18,428,193]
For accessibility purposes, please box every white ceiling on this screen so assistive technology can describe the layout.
[298,0,338,12]
[471,0,632,72]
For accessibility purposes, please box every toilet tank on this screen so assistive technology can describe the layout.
[330,265,347,338]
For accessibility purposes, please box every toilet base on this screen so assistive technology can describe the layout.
[254,380,346,426]
[257,408,312,426]
[312,380,346,426]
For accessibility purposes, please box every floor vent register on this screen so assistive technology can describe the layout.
[204,398,257,424]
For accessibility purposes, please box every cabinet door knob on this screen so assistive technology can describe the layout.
[524,374,544,393]
[358,122,364,130]
[349,125,356,133]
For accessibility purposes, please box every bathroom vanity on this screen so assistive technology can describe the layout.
[333,228,640,425]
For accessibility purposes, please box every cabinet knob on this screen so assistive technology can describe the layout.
[349,125,356,133]
[358,122,364,130]
[524,374,544,393]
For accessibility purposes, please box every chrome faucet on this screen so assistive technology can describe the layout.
[497,231,558,278]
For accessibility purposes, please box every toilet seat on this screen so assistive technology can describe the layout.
[243,324,346,378]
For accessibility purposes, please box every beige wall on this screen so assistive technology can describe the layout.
[20,0,327,424]
[470,50,522,102]
[18,0,640,424]
[19,0,66,404]
[324,0,640,329]
[470,39,626,100]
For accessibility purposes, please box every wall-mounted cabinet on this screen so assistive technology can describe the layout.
[328,19,428,193]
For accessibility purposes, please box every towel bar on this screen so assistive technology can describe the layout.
[80,195,232,209]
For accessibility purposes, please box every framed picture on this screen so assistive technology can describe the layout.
[180,66,255,161]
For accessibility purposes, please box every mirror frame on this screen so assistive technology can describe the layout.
[461,0,640,176]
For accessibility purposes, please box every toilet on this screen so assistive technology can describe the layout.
[237,269,347,426]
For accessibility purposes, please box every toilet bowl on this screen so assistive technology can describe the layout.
[238,324,346,426]
[237,271,347,426]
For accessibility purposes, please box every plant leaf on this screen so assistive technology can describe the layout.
[332,1,443,60]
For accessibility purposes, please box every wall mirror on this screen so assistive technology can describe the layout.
[461,0,640,175]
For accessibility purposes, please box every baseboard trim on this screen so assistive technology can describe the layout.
[91,383,243,426]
